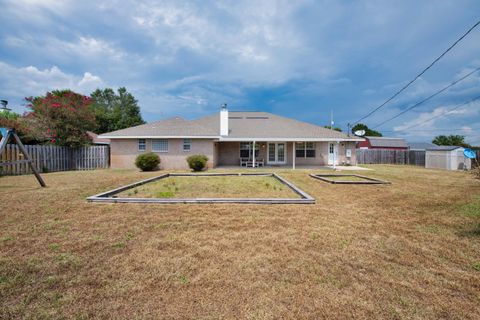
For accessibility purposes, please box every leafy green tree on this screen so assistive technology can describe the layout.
[90,87,145,134]
[324,125,342,132]
[24,90,97,147]
[351,123,382,137]
[432,135,471,148]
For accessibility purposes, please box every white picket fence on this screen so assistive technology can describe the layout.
[0,144,109,175]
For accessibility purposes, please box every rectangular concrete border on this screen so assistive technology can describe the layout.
[87,172,315,204]
[309,173,391,185]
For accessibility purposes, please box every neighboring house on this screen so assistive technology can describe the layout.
[87,131,111,145]
[357,136,408,150]
[407,142,437,151]
[99,106,363,170]
[425,146,471,170]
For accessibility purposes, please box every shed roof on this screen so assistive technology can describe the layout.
[426,146,463,151]
[366,136,407,148]
[407,142,438,150]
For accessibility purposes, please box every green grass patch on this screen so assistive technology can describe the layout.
[156,191,175,198]
[460,196,480,217]
[117,175,298,199]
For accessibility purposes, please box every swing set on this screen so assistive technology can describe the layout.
[0,127,46,187]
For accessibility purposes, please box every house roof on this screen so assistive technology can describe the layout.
[100,111,362,141]
[407,142,437,150]
[426,145,463,151]
[366,136,407,148]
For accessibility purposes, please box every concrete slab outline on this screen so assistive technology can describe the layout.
[309,173,390,185]
[87,172,315,204]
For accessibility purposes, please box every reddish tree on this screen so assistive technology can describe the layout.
[24,90,97,147]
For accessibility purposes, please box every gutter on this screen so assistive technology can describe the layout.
[99,135,364,142]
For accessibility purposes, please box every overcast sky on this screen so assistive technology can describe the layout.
[1,0,479,144]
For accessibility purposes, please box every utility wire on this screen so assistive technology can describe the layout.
[372,66,480,129]
[352,19,480,125]
[392,94,480,132]
[382,127,480,132]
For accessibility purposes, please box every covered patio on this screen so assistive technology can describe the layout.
[215,140,357,169]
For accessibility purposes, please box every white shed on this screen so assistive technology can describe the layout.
[425,146,471,170]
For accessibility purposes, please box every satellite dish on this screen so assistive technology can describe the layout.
[464,148,476,159]
[354,130,366,137]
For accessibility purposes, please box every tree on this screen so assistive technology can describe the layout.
[90,87,145,134]
[351,123,382,137]
[432,135,471,148]
[324,125,342,132]
[24,90,97,147]
[0,110,32,141]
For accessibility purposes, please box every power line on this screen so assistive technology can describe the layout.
[372,66,480,129]
[392,94,480,132]
[382,127,480,133]
[352,18,480,125]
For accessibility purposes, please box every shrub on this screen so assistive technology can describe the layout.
[186,154,209,172]
[135,152,160,171]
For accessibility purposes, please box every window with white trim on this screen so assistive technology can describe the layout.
[183,138,191,151]
[240,142,259,158]
[296,142,315,158]
[152,139,168,152]
[138,139,146,151]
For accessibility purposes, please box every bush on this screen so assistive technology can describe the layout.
[135,152,160,171]
[186,154,209,172]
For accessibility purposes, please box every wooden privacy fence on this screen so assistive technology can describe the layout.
[0,145,109,175]
[472,151,480,168]
[356,149,426,166]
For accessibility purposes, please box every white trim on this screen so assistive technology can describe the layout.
[101,135,363,142]
[220,137,363,142]
[100,135,219,139]
[292,142,295,170]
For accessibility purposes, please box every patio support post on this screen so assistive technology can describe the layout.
[252,141,256,168]
[292,142,295,170]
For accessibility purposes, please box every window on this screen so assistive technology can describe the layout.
[240,142,259,158]
[295,142,305,157]
[306,142,315,158]
[296,142,315,158]
[152,139,168,152]
[138,139,146,151]
[183,138,191,151]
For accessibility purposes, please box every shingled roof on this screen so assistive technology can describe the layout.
[366,136,407,148]
[100,111,362,141]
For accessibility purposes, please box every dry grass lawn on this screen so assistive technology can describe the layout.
[1,165,480,319]
[116,175,299,198]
